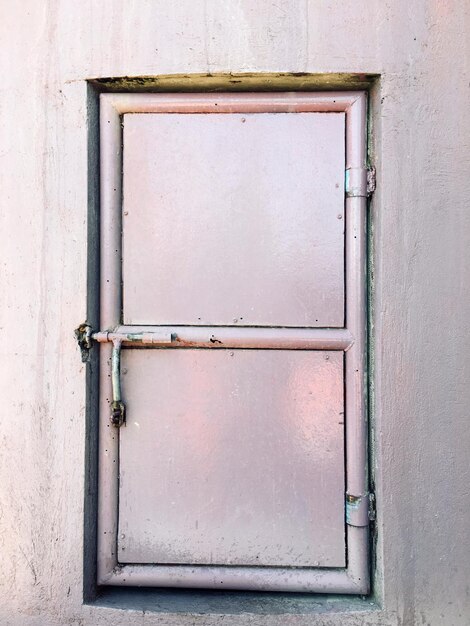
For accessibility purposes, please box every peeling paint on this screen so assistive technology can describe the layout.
[90,72,379,93]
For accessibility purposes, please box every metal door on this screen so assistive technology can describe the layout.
[95,92,369,593]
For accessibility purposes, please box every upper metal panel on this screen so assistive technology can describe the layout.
[122,112,345,327]
[118,348,345,567]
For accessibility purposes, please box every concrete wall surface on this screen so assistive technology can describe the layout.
[0,1,469,624]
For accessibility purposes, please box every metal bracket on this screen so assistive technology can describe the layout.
[74,323,93,362]
[367,166,376,196]
[346,492,374,527]
[345,166,376,198]
[111,400,126,427]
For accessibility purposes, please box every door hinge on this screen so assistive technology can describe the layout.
[345,166,376,198]
[346,491,376,527]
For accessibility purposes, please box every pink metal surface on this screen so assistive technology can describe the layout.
[97,91,369,593]
[118,349,345,567]
[122,112,345,327]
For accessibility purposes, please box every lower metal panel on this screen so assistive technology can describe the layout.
[118,349,345,568]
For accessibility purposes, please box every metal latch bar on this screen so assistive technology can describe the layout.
[110,339,125,427]
[92,330,173,345]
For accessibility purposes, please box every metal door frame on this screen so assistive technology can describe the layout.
[96,92,369,593]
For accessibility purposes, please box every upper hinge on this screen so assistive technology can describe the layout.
[346,491,376,527]
[345,166,376,198]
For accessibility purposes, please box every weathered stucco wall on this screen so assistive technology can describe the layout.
[0,1,469,624]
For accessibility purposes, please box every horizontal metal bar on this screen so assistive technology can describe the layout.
[99,526,369,594]
[95,326,354,350]
[104,91,364,116]
[102,565,365,594]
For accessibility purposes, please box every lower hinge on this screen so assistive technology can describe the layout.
[346,492,376,527]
